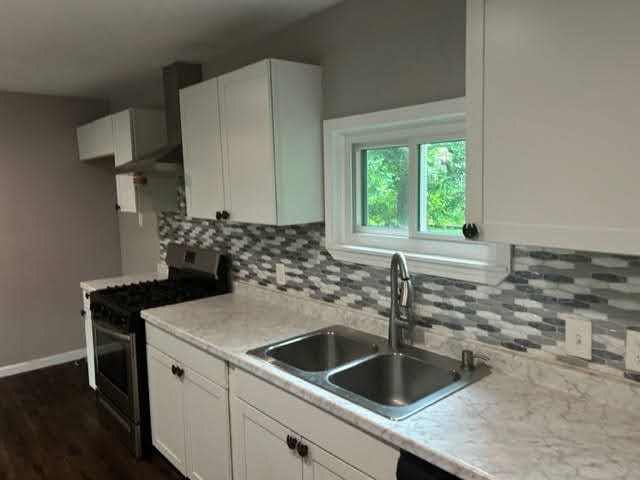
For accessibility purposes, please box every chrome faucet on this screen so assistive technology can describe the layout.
[388,252,415,351]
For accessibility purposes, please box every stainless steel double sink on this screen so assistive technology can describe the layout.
[248,325,490,420]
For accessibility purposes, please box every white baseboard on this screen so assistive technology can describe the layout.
[0,348,86,379]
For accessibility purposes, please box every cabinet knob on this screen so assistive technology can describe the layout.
[286,435,298,450]
[174,366,185,379]
[215,211,222,220]
[296,442,308,458]
[85,292,90,299]
[171,364,184,378]
[80,309,86,318]
[221,210,230,220]
[462,223,479,240]
[115,203,121,212]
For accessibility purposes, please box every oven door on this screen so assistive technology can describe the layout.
[93,320,139,423]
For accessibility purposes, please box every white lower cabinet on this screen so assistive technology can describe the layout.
[145,323,397,480]
[303,442,375,480]
[146,325,231,480]
[229,368,398,480]
[231,398,371,480]
[81,289,96,390]
[234,401,303,480]
[147,346,187,473]
[184,369,231,480]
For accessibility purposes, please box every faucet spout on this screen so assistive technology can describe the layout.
[389,252,414,351]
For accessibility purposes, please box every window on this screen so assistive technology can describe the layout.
[324,98,510,285]
[360,145,409,229]
[419,140,466,234]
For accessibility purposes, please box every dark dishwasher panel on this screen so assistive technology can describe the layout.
[396,450,462,480]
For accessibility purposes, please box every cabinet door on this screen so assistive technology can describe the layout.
[469,0,640,254]
[220,60,278,224]
[81,291,96,390]
[303,442,373,480]
[112,110,138,213]
[77,116,113,160]
[230,397,302,480]
[184,369,232,480]
[147,346,187,475]
[180,79,225,219]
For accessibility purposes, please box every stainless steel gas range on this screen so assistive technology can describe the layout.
[89,244,232,458]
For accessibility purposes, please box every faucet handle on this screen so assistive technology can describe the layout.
[398,279,411,307]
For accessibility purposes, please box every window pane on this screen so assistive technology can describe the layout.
[361,146,409,229]
[419,140,466,235]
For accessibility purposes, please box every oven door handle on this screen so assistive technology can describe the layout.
[93,320,133,342]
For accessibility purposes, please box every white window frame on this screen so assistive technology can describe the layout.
[323,98,511,285]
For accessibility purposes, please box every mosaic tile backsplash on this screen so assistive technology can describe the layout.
[158,185,640,380]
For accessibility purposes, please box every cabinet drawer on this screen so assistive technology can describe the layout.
[146,323,227,388]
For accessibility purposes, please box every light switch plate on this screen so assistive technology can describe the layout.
[276,263,286,285]
[565,315,592,360]
[625,329,640,372]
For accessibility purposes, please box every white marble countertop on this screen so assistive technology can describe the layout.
[141,292,640,480]
[80,272,167,293]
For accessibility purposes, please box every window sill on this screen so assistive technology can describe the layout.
[327,242,511,285]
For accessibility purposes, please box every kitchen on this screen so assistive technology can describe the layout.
[1,0,639,479]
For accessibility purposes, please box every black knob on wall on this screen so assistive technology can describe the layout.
[462,223,479,240]
[286,435,298,450]
[296,442,308,458]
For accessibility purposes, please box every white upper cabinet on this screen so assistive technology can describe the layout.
[113,109,168,213]
[112,109,139,213]
[467,0,640,255]
[77,108,170,213]
[220,60,279,224]
[77,116,114,161]
[180,78,225,219]
[181,59,323,224]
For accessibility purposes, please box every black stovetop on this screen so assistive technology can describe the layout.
[90,276,229,332]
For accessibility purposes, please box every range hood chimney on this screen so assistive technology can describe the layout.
[114,62,202,176]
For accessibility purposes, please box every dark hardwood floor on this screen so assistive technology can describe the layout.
[0,360,183,480]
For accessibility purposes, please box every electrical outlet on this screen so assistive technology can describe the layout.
[276,263,286,285]
[565,315,592,360]
[625,329,640,372]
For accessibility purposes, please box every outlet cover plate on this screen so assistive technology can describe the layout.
[565,315,592,360]
[625,329,640,372]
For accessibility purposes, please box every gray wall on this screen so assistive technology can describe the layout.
[204,0,466,118]
[116,0,466,274]
[118,211,161,275]
[0,92,121,367]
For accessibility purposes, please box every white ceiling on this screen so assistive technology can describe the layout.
[0,0,341,100]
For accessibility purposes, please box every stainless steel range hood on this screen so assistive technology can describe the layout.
[114,62,202,177]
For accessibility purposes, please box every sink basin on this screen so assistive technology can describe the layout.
[262,328,378,372]
[329,353,460,407]
[248,325,490,420]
